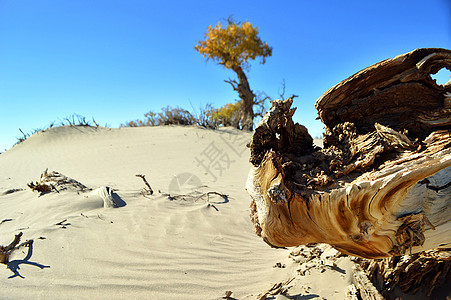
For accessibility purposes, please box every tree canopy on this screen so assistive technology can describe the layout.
[194,18,273,130]
[194,19,272,71]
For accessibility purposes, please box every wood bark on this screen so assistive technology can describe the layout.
[352,264,384,300]
[246,48,451,259]
[358,249,451,298]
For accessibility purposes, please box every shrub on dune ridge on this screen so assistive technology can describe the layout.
[192,101,243,129]
[158,106,195,125]
[13,114,103,146]
[210,101,242,128]
[122,102,245,129]
[122,106,195,127]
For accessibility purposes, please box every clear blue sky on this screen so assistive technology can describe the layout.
[1,0,450,151]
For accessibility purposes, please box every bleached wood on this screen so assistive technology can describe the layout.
[359,248,451,297]
[246,48,451,259]
[352,264,384,300]
[96,186,118,208]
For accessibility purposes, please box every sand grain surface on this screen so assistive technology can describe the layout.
[0,126,351,299]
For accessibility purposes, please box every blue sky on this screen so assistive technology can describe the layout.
[1,0,450,151]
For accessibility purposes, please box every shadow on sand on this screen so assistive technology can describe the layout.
[112,191,126,208]
[6,241,50,279]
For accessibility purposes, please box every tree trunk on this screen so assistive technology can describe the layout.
[232,65,255,130]
[246,48,451,259]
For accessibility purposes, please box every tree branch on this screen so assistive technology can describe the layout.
[136,174,154,195]
[0,232,33,263]
[224,79,239,91]
[278,79,286,100]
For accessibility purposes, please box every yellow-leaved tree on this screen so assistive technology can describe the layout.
[212,100,242,128]
[194,18,272,130]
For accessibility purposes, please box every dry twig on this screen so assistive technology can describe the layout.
[55,219,68,226]
[197,191,228,202]
[0,218,14,225]
[159,190,228,210]
[136,174,154,195]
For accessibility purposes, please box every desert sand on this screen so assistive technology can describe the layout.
[0,125,357,299]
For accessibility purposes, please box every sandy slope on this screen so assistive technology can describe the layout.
[0,126,351,299]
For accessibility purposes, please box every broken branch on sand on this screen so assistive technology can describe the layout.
[0,232,33,263]
[136,174,154,195]
[159,190,228,210]
[194,191,228,203]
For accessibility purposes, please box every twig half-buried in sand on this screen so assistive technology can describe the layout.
[0,218,14,225]
[160,191,228,202]
[55,219,71,229]
[136,174,154,195]
[257,277,295,300]
[194,191,228,203]
[0,232,33,263]
[1,189,23,196]
[195,192,228,211]
[159,190,228,211]
[55,219,67,226]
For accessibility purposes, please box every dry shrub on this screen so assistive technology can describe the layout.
[158,106,194,125]
[122,106,195,127]
[123,101,249,129]
[27,181,53,194]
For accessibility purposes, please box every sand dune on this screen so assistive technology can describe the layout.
[0,126,353,299]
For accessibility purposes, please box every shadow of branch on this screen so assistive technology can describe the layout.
[6,241,50,279]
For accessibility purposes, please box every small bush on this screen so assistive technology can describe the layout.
[193,103,218,129]
[123,111,158,127]
[122,102,249,129]
[158,106,195,125]
[122,106,195,127]
[211,101,242,128]
[59,114,100,127]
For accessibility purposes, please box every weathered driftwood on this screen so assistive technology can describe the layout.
[246,48,451,259]
[95,186,119,208]
[352,264,384,300]
[345,283,360,300]
[359,248,451,298]
[28,169,91,195]
[0,232,33,263]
